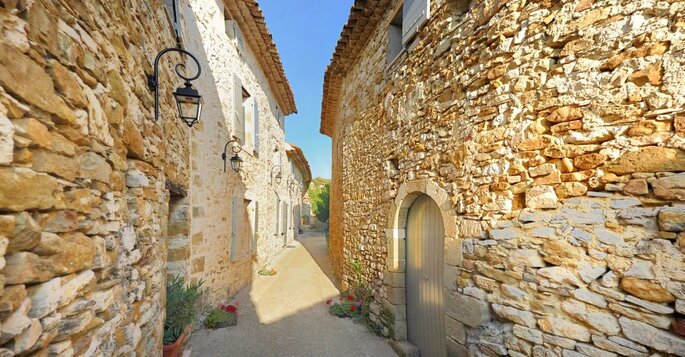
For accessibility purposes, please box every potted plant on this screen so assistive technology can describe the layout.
[163,276,203,357]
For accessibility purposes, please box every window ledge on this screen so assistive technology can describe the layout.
[385,48,407,72]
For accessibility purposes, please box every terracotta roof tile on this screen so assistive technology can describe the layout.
[224,0,297,115]
[320,0,390,136]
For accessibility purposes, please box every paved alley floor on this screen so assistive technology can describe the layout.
[189,231,396,357]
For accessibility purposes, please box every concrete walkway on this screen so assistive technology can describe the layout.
[189,231,396,357]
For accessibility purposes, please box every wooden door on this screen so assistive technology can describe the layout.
[406,194,446,357]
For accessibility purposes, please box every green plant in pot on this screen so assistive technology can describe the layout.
[163,276,203,357]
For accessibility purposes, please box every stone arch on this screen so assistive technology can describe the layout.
[383,179,461,347]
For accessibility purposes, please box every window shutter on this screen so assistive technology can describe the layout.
[241,205,249,257]
[232,74,245,143]
[244,97,256,153]
[163,0,184,46]
[254,100,260,155]
[281,201,287,236]
[225,20,245,52]
[275,199,280,236]
[230,197,238,261]
[252,201,259,253]
[402,0,430,44]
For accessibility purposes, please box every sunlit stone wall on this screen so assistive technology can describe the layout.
[0,0,190,355]
[325,0,685,355]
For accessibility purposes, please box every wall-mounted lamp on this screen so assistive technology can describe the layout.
[147,48,203,127]
[222,140,243,173]
[271,165,283,184]
[289,178,298,192]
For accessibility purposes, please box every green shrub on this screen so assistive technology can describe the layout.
[204,307,237,329]
[311,183,330,223]
[164,276,204,344]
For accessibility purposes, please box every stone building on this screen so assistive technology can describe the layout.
[322,0,685,356]
[0,0,304,355]
[0,0,190,354]
[286,143,313,238]
[166,0,301,304]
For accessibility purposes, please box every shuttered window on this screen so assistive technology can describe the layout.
[244,97,258,154]
[281,201,288,239]
[230,197,238,261]
[251,201,259,253]
[254,101,260,155]
[225,19,245,53]
[275,198,280,236]
[232,74,245,143]
[387,8,404,64]
[163,0,184,47]
[402,0,430,45]
[231,198,257,260]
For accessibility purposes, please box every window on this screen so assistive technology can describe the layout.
[245,199,257,254]
[231,197,256,261]
[387,7,403,64]
[163,0,184,47]
[275,105,284,130]
[232,74,246,143]
[244,94,259,155]
[230,197,238,261]
[275,198,281,237]
[281,201,288,245]
[224,12,245,53]
[402,0,431,44]
[251,201,259,253]
[232,76,259,153]
[387,0,432,64]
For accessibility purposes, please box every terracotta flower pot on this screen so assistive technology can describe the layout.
[163,328,188,357]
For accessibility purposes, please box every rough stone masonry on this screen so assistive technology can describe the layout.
[0,0,189,355]
[322,0,685,355]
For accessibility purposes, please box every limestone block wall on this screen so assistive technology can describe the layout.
[179,0,300,304]
[328,0,685,355]
[0,0,189,355]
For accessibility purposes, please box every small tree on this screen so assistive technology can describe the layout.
[312,183,330,223]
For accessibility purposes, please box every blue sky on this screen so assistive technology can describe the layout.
[260,1,353,179]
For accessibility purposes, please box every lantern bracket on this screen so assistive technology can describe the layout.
[222,139,244,173]
[147,47,202,122]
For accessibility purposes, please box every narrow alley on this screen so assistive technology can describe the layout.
[190,232,395,357]
[1,0,685,356]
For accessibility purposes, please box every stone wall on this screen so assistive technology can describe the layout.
[0,0,188,355]
[177,0,301,305]
[326,0,685,355]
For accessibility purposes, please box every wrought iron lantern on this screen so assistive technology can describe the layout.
[148,48,203,127]
[222,140,243,173]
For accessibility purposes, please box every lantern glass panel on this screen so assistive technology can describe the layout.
[173,85,203,127]
[230,154,243,173]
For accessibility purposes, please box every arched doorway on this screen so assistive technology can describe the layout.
[406,194,446,357]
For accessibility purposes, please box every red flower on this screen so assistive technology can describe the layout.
[326,298,333,305]
[350,305,356,312]
[347,295,354,301]
[226,305,237,313]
